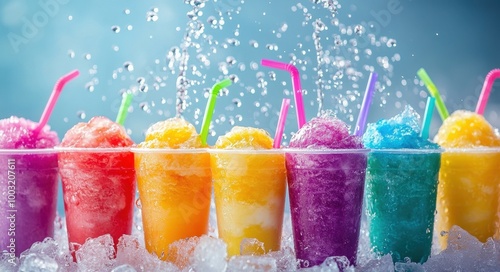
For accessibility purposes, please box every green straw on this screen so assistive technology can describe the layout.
[115,92,133,125]
[417,68,449,121]
[420,96,435,139]
[200,79,232,145]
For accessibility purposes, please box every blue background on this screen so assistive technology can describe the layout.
[1,0,499,215]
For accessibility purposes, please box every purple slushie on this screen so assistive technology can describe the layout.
[285,113,367,267]
[0,117,59,256]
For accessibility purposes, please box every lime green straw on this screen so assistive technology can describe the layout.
[200,79,232,145]
[115,92,133,125]
[417,68,449,121]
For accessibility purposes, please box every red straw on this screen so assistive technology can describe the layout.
[33,70,80,135]
[273,98,290,148]
[476,68,500,115]
[261,59,306,129]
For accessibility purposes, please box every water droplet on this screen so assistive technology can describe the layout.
[111,25,120,33]
[70,195,80,206]
[232,98,242,107]
[140,85,149,93]
[226,38,240,46]
[68,15,73,21]
[229,74,239,83]
[139,102,149,112]
[386,39,397,47]
[77,111,86,119]
[268,71,277,81]
[68,50,75,58]
[84,54,91,60]
[113,45,119,52]
[127,25,133,31]
[85,82,95,92]
[124,9,131,15]
[207,16,217,25]
[249,40,259,48]
[226,56,236,65]
[124,61,134,72]
[137,77,146,85]
[354,24,364,35]
[135,198,142,209]
[266,44,278,51]
[146,11,159,22]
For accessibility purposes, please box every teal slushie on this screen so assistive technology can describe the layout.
[362,106,440,263]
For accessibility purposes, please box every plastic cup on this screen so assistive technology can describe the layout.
[0,149,58,256]
[57,147,136,249]
[364,149,441,263]
[132,148,212,260]
[285,149,368,267]
[435,148,500,249]
[209,149,286,256]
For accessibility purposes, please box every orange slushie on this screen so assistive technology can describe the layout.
[133,118,211,260]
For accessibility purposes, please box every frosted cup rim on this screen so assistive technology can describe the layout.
[0,148,59,154]
[131,147,209,154]
[55,146,132,153]
[442,147,500,153]
[208,148,284,154]
[368,148,443,154]
[284,148,370,154]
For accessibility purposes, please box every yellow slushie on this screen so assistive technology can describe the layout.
[434,110,500,248]
[210,126,286,256]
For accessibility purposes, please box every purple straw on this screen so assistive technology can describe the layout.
[354,72,378,136]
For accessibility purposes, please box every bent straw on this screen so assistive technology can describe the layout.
[34,70,80,135]
[261,59,306,129]
[200,78,232,145]
[417,68,449,121]
[116,92,133,126]
[354,72,378,136]
[420,96,436,139]
[476,69,500,115]
[273,98,290,148]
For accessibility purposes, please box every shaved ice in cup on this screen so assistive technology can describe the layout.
[0,117,59,256]
[363,106,441,263]
[285,113,367,267]
[434,110,500,249]
[210,126,286,256]
[133,118,212,261]
[58,116,136,250]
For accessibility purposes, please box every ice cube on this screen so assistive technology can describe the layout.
[21,237,75,271]
[394,262,424,272]
[358,254,394,272]
[423,226,481,271]
[227,255,277,272]
[18,253,58,272]
[167,236,200,269]
[266,246,297,272]
[240,238,265,255]
[76,234,116,271]
[115,235,178,272]
[192,235,227,272]
[111,264,137,272]
[446,225,481,251]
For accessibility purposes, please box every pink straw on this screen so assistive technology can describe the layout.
[273,98,290,148]
[33,70,80,135]
[261,59,306,129]
[476,68,500,115]
[354,72,378,136]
